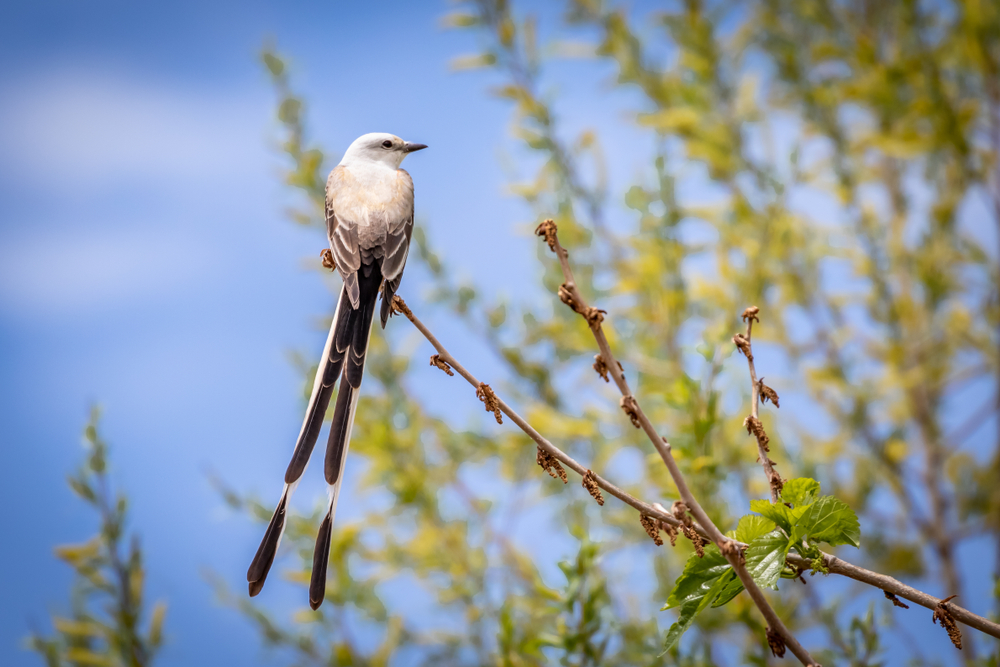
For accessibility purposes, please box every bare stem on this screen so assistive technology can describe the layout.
[787,552,1000,640]
[533,220,817,666]
[734,308,784,502]
[392,296,685,533]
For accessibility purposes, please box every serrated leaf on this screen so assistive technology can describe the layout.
[712,529,790,606]
[750,499,809,533]
[793,496,861,548]
[660,568,733,654]
[664,545,731,609]
[749,499,792,532]
[734,515,776,543]
[781,478,820,507]
[746,530,791,588]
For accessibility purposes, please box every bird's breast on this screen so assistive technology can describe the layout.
[329,165,413,252]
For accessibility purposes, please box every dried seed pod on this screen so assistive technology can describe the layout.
[758,378,780,408]
[733,333,752,358]
[884,591,909,609]
[536,447,567,483]
[582,470,604,506]
[765,627,786,658]
[592,355,610,382]
[639,514,663,546]
[932,595,962,650]
[620,395,641,429]
[534,219,559,253]
[476,383,503,424]
[429,354,454,376]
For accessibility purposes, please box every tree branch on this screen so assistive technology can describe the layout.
[391,292,1000,645]
[391,296,686,534]
[533,220,817,666]
[786,552,1000,640]
[733,307,784,502]
[741,305,1000,643]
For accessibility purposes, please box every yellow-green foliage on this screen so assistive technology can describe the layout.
[29,409,167,667]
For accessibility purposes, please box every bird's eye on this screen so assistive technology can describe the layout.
[381,140,393,148]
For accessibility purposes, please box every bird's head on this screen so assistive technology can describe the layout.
[341,132,427,169]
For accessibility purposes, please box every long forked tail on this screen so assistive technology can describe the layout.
[308,262,381,609]
[246,261,382,607]
[247,288,347,597]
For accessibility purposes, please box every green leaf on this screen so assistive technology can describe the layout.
[749,499,793,532]
[661,568,733,654]
[712,529,790,607]
[793,496,861,548]
[745,529,791,589]
[734,515,776,544]
[781,478,820,507]
[261,51,284,77]
[664,546,731,609]
[148,601,167,647]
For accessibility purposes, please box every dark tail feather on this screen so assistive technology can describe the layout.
[284,289,349,484]
[248,288,350,599]
[247,489,288,595]
[325,382,356,484]
[309,507,334,610]
[379,276,399,329]
[310,263,381,608]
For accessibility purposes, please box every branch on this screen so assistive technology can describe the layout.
[390,296,687,535]
[734,307,784,502]
[737,305,1000,643]
[786,552,1000,640]
[533,220,818,666]
[390,294,1000,645]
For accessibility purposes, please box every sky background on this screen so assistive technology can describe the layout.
[0,1,996,665]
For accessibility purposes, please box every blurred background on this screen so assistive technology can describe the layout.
[1,1,998,665]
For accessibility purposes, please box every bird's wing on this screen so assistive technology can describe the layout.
[378,169,414,327]
[326,165,362,308]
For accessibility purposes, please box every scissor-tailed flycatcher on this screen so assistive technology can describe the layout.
[247,132,426,609]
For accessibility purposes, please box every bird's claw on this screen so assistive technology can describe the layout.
[320,249,336,271]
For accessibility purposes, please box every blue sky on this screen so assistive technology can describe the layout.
[0,2,637,664]
[1,1,996,665]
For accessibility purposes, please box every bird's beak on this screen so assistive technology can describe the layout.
[403,142,428,153]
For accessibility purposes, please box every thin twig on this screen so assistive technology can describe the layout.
[534,220,818,667]
[785,552,1000,640]
[735,306,784,501]
[391,296,686,534]
[393,294,1000,644]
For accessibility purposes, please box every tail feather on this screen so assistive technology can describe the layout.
[284,291,349,484]
[247,485,291,595]
[309,504,334,610]
[251,260,383,607]
[248,288,350,596]
[310,262,381,608]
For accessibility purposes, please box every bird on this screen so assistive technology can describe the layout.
[247,132,427,609]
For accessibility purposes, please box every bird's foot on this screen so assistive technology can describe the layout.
[320,249,336,271]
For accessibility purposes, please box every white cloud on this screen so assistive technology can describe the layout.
[0,227,211,317]
[0,66,269,188]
